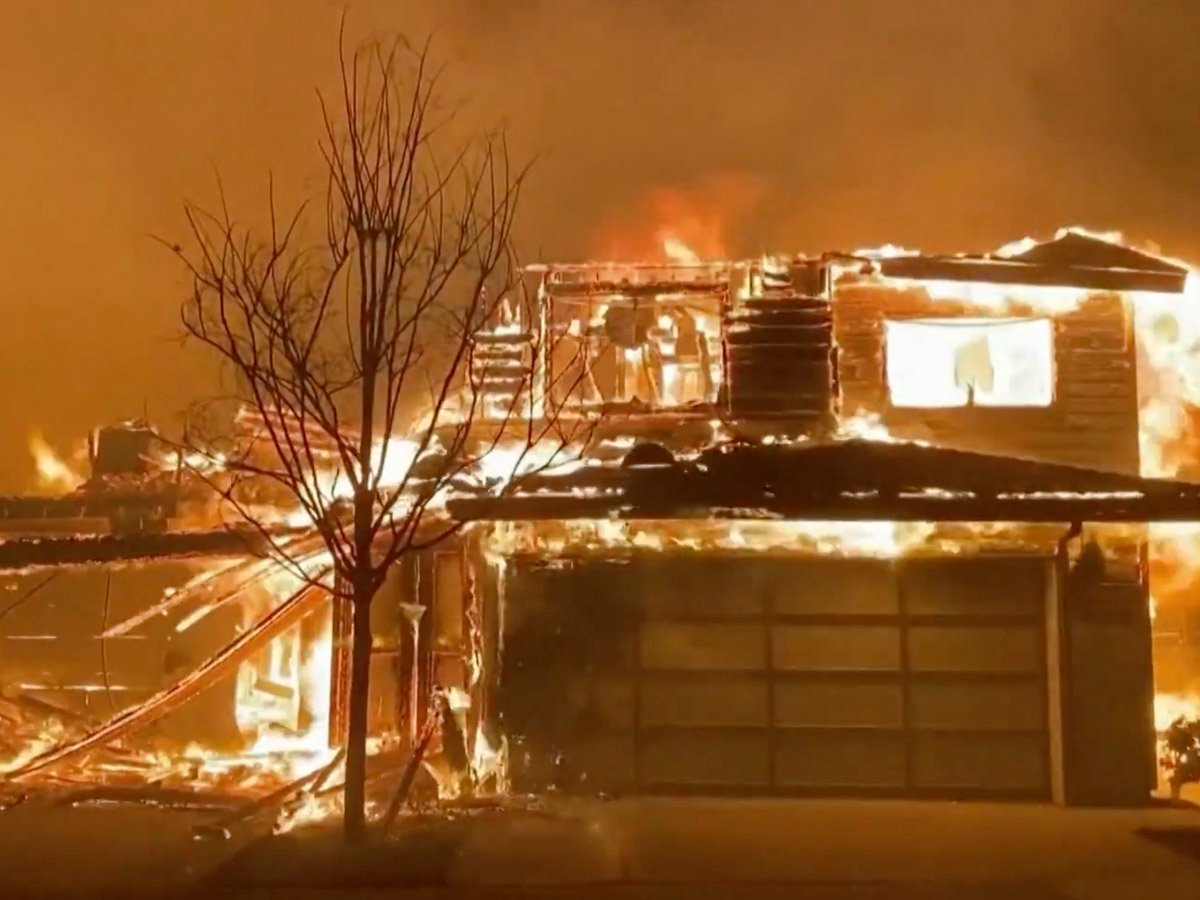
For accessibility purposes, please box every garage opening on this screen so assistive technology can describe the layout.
[499,555,1050,798]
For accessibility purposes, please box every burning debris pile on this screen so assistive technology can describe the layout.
[0,548,337,816]
[0,546,496,832]
[0,421,518,827]
[0,687,311,814]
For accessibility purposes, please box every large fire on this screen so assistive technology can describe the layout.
[234,586,335,760]
[594,175,762,263]
[12,224,1200,816]
[1155,692,1200,731]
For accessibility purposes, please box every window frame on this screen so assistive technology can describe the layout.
[882,316,1057,410]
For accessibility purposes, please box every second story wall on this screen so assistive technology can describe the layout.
[834,276,1141,474]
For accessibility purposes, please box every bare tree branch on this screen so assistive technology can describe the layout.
[164,28,595,841]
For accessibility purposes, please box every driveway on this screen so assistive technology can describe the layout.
[2,795,1200,898]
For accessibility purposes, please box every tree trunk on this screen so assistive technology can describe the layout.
[342,589,374,843]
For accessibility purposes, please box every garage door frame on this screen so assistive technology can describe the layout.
[504,553,1054,799]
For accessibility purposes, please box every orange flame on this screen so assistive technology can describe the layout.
[660,233,702,263]
[27,431,85,493]
[594,174,763,262]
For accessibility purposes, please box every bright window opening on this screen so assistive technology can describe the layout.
[885,317,1054,408]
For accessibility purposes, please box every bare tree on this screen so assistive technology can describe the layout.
[168,32,581,842]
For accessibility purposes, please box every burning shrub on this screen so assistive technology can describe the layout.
[1161,715,1200,798]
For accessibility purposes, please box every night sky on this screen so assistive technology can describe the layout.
[1,0,1199,485]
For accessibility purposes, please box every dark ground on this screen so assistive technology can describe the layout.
[1,794,1200,899]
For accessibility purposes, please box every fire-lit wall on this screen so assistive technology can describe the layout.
[1060,539,1157,803]
[833,277,1141,474]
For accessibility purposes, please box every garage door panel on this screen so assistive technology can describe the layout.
[773,626,901,671]
[642,731,770,786]
[768,560,898,616]
[589,677,636,729]
[913,733,1047,792]
[902,559,1045,617]
[908,626,1042,673]
[775,731,907,788]
[636,560,766,619]
[773,682,904,728]
[566,735,637,791]
[503,555,1050,798]
[909,681,1044,731]
[642,678,769,727]
[641,622,765,670]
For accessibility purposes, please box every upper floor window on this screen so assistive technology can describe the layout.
[548,296,723,410]
[885,317,1054,408]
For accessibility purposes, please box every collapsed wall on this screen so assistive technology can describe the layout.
[0,562,238,746]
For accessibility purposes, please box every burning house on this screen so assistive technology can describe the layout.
[448,229,1193,804]
[3,228,1200,813]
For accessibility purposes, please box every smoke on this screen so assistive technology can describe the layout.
[1,0,1199,485]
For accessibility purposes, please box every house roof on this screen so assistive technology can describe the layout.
[0,527,266,572]
[873,231,1189,294]
[446,438,1200,524]
[1008,230,1187,275]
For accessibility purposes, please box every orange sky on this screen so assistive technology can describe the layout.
[1,0,1199,487]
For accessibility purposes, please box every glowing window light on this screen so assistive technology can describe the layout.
[885,317,1054,409]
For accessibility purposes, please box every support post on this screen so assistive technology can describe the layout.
[1046,537,1073,805]
[399,602,425,745]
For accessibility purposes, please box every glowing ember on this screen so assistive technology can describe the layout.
[836,411,907,443]
[0,717,67,774]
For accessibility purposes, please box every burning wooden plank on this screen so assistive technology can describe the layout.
[98,556,254,639]
[0,490,178,525]
[235,405,358,458]
[0,529,269,572]
[99,534,327,637]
